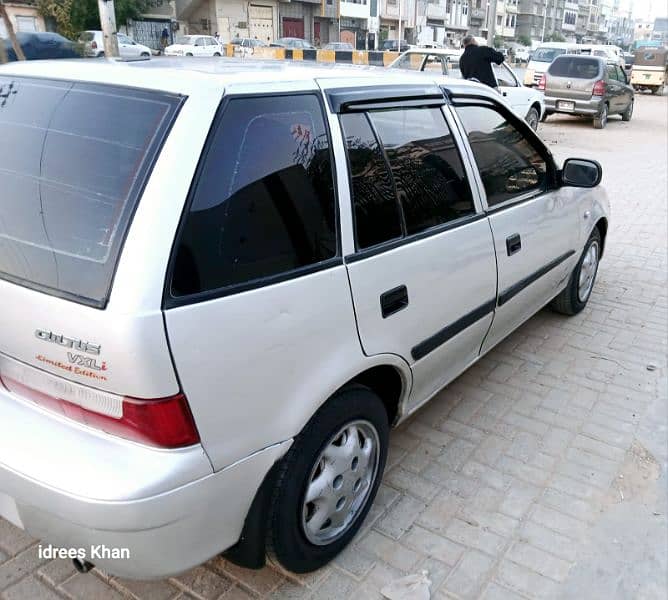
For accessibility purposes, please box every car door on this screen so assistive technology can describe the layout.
[192,37,205,56]
[616,65,634,110]
[605,64,624,112]
[118,34,139,58]
[330,87,498,408]
[492,62,529,116]
[451,97,581,354]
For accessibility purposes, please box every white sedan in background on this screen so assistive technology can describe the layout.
[389,48,545,130]
[164,35,224,57]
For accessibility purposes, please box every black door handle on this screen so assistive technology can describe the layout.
[380,285,409,318]
[506,233,522,256]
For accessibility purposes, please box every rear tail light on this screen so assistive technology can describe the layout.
[538,73,546,91]
[91,41,97,49]
[0,357,199,448]
[592,80,606,96]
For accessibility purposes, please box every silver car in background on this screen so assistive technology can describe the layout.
[0,59,608,580]
[540,55,634,128]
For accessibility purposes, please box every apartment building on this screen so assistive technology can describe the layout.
[0,0,45,37]
[379,0,417,42]
[495,0,518,40]
[416,0,469,46]
[172,0,338,44]
[516,0,566,42]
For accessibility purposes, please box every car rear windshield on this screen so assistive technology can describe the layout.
[532,48,566,62]
[548,56,601,78]
[0,76,181,307]
[78,32,95,42]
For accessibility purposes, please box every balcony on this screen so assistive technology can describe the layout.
[426,3,448,19]
[469,7,486,20]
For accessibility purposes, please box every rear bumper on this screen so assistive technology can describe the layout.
[0,386,291,578]
[544,95,603,116]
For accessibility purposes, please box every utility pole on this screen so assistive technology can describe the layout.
[97,0,120,57]
[541,0,548,42]
[0,1,26,60]
[398,0,402,44]
[487,0,498,45]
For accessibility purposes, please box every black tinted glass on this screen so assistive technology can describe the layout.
[0,76,178,306]
[369,108,475,235]
[172,95,337,297]
[340,113,402,249]
[456,105,547,206]
[548,56,601,78]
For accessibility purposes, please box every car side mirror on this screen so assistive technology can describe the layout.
[561,158,602,188]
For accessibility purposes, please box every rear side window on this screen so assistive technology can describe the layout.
[171,94,337,298]
[456,104,547,207]
[549,57,601,78]
[0,76,180,307]
[341,107,475,250]
[370,108,475,236]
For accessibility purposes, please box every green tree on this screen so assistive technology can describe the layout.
[516,34,532,46]
[38,0,148,38]
[493,34,504,48]
[548,31,566,42]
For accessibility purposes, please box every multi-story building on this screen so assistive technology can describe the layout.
[0,0,45,37]
[516,0,566,43]
[416,0,468,46]
[495,0,518,40]
[172,0,339,45]
[466,0,488,36]
[379,0,417,43]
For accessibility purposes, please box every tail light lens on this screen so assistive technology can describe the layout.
[0,357,199,448]
[592,80,606,96]
[91,41,97,49]
[538,73,546,91]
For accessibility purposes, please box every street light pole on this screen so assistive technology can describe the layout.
[398,0,402,45]
[97,0,120,57]
[541,0,548,42]
[487,0,498,45]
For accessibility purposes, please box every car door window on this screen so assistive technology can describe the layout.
[171,95,337,297]
[340,113,402,249]
[492,63,517,87]
[456,104,547,207]
[616,65,627,83]
[606,65,619,81]
[393,53,427,71]
[369,108,475,236]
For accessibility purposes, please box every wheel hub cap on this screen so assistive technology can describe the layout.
[578,241,599,302]
[301,420,379,545]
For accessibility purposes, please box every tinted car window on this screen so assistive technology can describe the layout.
[172,95,337,297]
[548,56,601,78]
[456,105,547,207]
[340,113,402,249]
[369,108,475,236]
[0,76,179,306]
[606,64,619,81]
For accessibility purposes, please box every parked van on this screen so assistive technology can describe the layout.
[0,58,609,579]
[524,42,581,86]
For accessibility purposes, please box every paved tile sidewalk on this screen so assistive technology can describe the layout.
[1,95,666,600]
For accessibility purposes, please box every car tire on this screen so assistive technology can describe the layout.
[266,385,389,573]
[213,52,221,56]
[621,100,633,121]
[653,85,665,96]
[526,106,540,131]
[141,52,150,57]
[540,110,551,122]
[186,52,193,56]
[550,228,601,316]
[593,104,608,129]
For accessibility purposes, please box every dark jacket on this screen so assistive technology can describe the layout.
[459,45,505,88]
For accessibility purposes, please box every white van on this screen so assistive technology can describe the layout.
[524,42,581,86]
[580,44,625,68]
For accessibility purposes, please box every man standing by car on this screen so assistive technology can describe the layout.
[459,35,505,89]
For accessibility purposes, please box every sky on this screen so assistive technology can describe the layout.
[632,0,668,21]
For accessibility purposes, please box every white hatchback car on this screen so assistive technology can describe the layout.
[78,30,152,58]
[0,58,608,579]
[389,48,545,129]
[164,35,224,57]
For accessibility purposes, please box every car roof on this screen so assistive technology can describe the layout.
[0,57,503,101]
[401,48,462,55]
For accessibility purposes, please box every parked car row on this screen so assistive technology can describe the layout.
[1,32,80,61]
